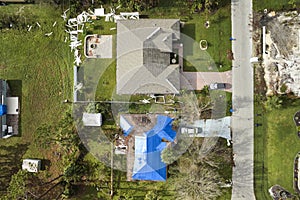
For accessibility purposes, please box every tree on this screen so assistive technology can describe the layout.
[200,85,210,96]
[173,165,221,200]
[64,162,88,184]
[161,147,177,165]
[4,170,29,200]
[190,0,202,14]
[264,96,283,111]
[204,0,213,20]
[167,138,228,200]
[144,190,161,200]
[288,0,297,8]
[34,124,55,149]
[86,102,97,113]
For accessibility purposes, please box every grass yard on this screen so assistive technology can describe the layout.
[78,18,116,101]
[182,6,232,72]
[79,58,115,101]
[0,1,233,198]
[253,0,300,11]
[254,98,300,199]
[147,2,232,72]
[95,60,116,101]
[0,4,73,192]
[254,100,271,199]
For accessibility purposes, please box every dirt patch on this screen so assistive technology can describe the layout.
[254,64,267,97]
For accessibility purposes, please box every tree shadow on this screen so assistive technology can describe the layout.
[0,142,29,191]
[41,159,51,171]
[181,23,195,56]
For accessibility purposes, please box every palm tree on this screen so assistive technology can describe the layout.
[264,96,283,111]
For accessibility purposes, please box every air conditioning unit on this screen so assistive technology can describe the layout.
[8,126,13,133]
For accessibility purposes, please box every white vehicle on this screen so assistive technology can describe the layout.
[181,127,201,134]
[209,83,226,90]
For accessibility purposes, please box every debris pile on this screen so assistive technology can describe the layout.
[262,11,300,96]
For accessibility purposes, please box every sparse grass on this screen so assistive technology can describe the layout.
[253,0,300,11]
[254,98,300,199]
[0,4,73,192]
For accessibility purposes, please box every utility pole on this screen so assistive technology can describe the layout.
[110,142,114,199]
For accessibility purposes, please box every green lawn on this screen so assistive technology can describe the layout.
[78,18,116,101]
[95,60,116,101]
[254,100,271,199]
[253,0,300,11]
[147,3,232,72]
[92,5,232,101]
[0,4,73,192]
[182,6,232,72]
[80,58,115,101]
[254,98,300,199]
[0,2,233,198]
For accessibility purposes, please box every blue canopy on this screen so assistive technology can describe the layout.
[0,105,7,116]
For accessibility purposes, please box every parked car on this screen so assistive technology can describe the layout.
[181,127,202,134]
[209,83,226,90]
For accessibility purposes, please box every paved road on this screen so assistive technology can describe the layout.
[231,0,256,199]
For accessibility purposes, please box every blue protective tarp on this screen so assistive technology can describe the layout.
[0,105,7,116]
[132,115,176,181]
[120,115,134,136]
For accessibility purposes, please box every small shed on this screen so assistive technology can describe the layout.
[22,159,41,173]
[6,97,19,114]
[82,112,102,126]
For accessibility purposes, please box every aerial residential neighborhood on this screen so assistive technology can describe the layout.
[1,0,300,200]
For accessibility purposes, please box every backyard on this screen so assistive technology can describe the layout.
[254,98,300,199]
[0,3,73,194]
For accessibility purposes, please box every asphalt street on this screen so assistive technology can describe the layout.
[231,0,256,199]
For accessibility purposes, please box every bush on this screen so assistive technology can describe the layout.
[280,84,288,93]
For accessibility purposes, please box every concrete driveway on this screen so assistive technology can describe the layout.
[181,71,232,91]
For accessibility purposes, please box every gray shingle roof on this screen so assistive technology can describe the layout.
[117,19,181,95]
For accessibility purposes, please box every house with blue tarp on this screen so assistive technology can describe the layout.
[120,114,176,181]
[120,115,133,136]
[0,79,8,138]
[0,79,19,138]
